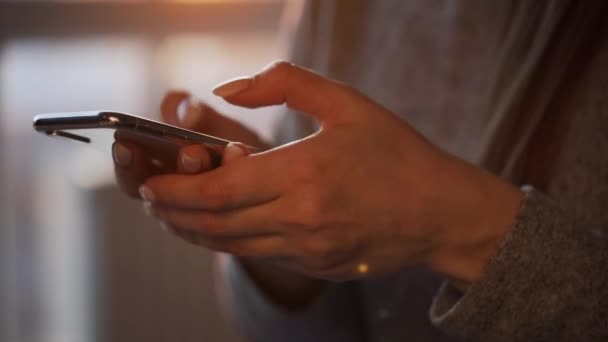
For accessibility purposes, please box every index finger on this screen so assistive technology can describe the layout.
[213,61,362,125]
[160,90,190,126]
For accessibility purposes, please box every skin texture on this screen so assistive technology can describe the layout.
[113,61,523,308]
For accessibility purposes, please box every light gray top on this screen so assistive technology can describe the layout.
[215,1,608,341]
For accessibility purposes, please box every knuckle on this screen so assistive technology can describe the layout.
[267,60,292,75]
[258,60,293,85]
[197,214,224,233]
[285,168,327,231]
[202,180,231,209]
[297,188,328,230]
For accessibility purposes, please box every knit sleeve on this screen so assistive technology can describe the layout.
[430,186,608,341]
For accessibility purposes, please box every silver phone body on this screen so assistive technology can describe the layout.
[33,111,232,147]
[33,111,235,172]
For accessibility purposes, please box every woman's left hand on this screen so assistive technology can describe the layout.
[141,62,523,284]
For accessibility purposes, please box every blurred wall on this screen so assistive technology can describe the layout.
[89,184,244,342]
[0,1,300,341]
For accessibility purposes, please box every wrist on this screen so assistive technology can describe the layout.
[425,155,524,286]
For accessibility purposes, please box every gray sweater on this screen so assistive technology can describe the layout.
[216,1,608,341]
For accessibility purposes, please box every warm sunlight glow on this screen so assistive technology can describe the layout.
[170,0,280,3]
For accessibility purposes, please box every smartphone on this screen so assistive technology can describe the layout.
[33,111,234,172]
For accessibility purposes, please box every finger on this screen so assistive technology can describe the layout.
[160,90,213,131]
[212,61,363,125]
[188,104,262,145]
[142,153,283,210]
[113,141,156,198]
[161,90,267,148]
[149,200,281,237]
[222,142,251,164]
[160,90,190,126]
[169,228,288,258]
[181,99,205,129]
[177,144,218,174]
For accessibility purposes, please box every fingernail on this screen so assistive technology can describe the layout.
[142,201,154,216]
[177,98,189,122]
[177,98,204,126]
[112,143,132,167]
[182,99,205,128]
[212,78,252,97]
[181,151,202,173]
[223,142,247,163]
[139,185,155,202]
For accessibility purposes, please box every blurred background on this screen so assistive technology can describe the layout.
[0,1,302,341]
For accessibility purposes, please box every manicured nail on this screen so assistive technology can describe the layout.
[222,142,247,163]
[182,99,205,128]
[212,77,252,97]
[112,143,132,167]
[139,185,155,202]
[181,152,202,173]
[177,98,204,125]
[142,201,154,216]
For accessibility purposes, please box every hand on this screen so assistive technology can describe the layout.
[112,89,323,307]
[141,62,523,285]
[112,90,269,197]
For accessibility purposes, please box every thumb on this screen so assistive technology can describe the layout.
[212,61,360,125]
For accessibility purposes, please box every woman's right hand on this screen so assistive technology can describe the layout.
[112,90,326,309]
